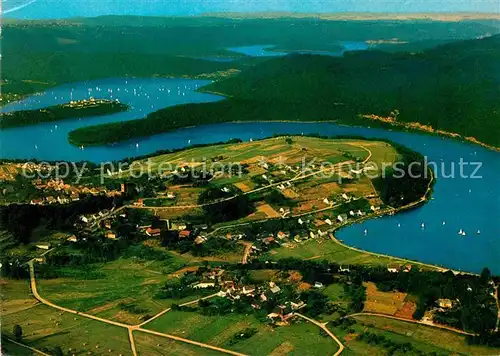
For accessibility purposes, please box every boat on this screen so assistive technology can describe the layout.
[397,223,401,227]
[442,221,446,225]
[458,229,466,236]
[364,229,368,235]
[421,223,425,229]
[477,230,481,235]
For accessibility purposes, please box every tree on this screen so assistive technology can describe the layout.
[285,137,293,144]
[53,346,64,356]
[13,324,22,341]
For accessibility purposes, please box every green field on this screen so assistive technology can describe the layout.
[346,315,498,355]
[1,279,132,355]
[35,257,209,325]
[133,331,224,356]
[145,310,340,355]
[266,238,402,267]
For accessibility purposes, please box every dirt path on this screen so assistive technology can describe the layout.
[295,313,344,355]
[345,312,475,336]
[494,284,500,332]
[27,261,240,356]
[137,292,219,327]
[240,241,253,264]
[4,337,51,356]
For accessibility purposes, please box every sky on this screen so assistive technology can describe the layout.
[2,0,499,18]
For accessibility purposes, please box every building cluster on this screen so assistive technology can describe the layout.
[189,268,307,325]
[30,178,121,205]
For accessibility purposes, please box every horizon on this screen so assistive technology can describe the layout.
[2,0,499,19]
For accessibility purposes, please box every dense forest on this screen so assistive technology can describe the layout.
[2,17,498,97]
[0,101,128,129]
[68,34,500,147]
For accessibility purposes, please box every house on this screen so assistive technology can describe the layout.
[387,264,400,273]
[277,231,288,240]
[269,282,281,294]
[324,219,333,226]
[317,230,328,237]
[171,222,187,231]
[349,210,355,216]
[298,218,304,225]
[263,237,275,245]
[146,227,161,237]
[293,235,302,243]
[437,299,453,309]
[36,243,51,250]
[166,192,176,199]
[309,231,316,239]
[46,196,56,204]
[370,205,380,212]
[221,187,231,193]
[337,214,348,223]
[194,236,206,245]
[290,301,306,310]
[34,257,46,264]
[314,282,324,288]
[80,215,89,223]
[323,198,330,205]
[339,265,350,273]
[403,264,412,272]
[105,231,117,239]
[67,235,78,243]
[30,199,43,205]
[193,282,216,289]
[342,193,349,200]
[178,230,191,238]
[104,221,112,230]
[351,168,363,175]
[242,285,256,295]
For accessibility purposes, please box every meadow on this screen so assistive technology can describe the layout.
[144,310,340,355]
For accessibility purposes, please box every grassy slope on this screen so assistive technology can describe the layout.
[68,34,500,147]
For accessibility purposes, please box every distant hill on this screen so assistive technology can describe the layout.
[69,35,500,148]
[205,35,500,147]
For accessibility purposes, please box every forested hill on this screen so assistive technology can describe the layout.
[205,35,500,147]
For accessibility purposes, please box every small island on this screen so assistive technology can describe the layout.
[0,98,129,129]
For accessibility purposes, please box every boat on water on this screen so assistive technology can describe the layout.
[458,229,466,236]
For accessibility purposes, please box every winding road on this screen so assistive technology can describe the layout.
[27,260,248,356]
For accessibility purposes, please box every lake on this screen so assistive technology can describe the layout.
[1,78,498,274]
[227,41,369,57]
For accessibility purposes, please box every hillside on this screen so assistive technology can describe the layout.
[69,35,500,148]
[205,34,500,147]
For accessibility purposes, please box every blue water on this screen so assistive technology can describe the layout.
[227,41,370,57]
[0,78,224,161]
[0,79,499,273]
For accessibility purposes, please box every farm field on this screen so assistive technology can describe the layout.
[35,256,211,325]
[266,237,403,267]
[351,314,498,355]
[144,310,340,355]
[363,281,416,317]
[1,279,132,355]
[133,331,225,356]
[123,136,396,180]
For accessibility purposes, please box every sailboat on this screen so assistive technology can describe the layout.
[458,229,466,236]
[442,221,446,226]
[364,229,368,236]
[421,223,425,229]
[477,230,481,235]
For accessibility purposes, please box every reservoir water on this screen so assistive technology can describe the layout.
[1,78,498,273]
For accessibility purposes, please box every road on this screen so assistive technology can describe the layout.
[4,338,51,356]
[27,261,248,356]
[345,312,475,336]
[295,313,345,356]
[240,241,253,264]
[494,284,500,332]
